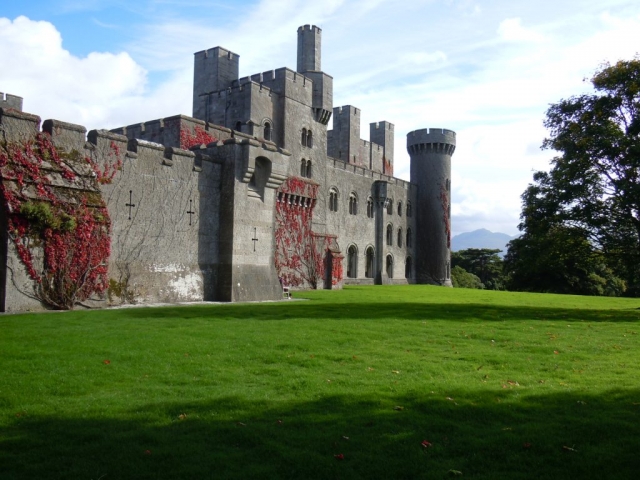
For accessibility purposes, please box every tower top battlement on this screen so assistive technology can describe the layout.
[297,24,322,73]
[407,128,456,148]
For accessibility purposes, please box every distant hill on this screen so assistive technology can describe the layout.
[451,229,514,255]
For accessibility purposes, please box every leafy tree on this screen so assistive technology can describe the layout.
[451,266,484,289]
[507,56,640,295]
[451,248,504,290]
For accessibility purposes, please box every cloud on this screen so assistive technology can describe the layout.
[497,18,546,43]
[0,16,152,127]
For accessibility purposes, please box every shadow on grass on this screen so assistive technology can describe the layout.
[110,302,640,324]
[2,389,639,480]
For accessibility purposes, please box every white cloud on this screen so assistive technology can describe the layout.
[0,16,152,127]
[497,18,546,43]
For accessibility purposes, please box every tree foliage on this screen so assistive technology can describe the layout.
[450,266,484,289]
[451,248,504,290]
[506,56,640,295]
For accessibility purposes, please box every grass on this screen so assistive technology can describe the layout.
[1,285,639,479]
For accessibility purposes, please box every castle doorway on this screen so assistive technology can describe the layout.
[324,250,333,289]
[347,245,357,278]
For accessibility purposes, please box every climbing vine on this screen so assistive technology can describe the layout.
[180,125,217,150]
[383,157,393,176]
[0,133,120,309]
[274,177,343,289]
[440,184,451,248]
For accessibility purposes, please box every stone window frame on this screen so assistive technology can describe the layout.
[405,256,412,279]
[364,245,375,278]
[397,201,403,216]
[301,128,313,148]
[386,223,393,246]
[329,187,339,212]
[300,159,312,178]
[348,192,358,215]
[406,228,412,248]
[263,120,273,141]
[406,201,412,218]
[366,197,374,218]
[386,253,394,279]
[346,244,358,278]
[397,227,403,248]
[386,198,393,215]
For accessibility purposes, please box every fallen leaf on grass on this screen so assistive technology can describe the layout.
[236,422,246,427]
[507,380,519,386]
[554,350,560,354]
[448,469,463,476]
[367,367,375,371]
[178,413,187,420]
[342,436,349,440]
[392,370,400,374]
[562,445,578,452]
[393,406,404,411]
[421,440,432,448]
[334,454,344,460]
[277,420,283,424]
[144,450,152,455]
[103,360,111,365]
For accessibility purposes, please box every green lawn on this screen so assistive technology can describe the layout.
[1,285,639,479]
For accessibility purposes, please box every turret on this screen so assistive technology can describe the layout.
[408,128,456,286]
[370,121,394,174]
[192,47,239,122]
[297,25,321,73]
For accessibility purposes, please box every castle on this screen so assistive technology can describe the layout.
[0,25,456,312]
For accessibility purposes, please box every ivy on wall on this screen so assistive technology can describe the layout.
[274,177,343,289]
[0,132,121,309]
[440,184,451,249]
[180,126,217,150]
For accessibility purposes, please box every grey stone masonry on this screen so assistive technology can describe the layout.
[408,128,456,286]
[0,92,23,111]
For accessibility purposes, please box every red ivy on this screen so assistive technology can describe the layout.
[180,125,217,150]
[274,177,342,289]
[383,157,393,176]
[440,184,451,248]
[0,133,117,309]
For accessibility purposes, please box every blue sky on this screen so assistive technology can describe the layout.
[2,0,640,236]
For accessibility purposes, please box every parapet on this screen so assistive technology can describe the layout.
[407,128,456,156]
[0,92,23,111]
[297,24,322,34]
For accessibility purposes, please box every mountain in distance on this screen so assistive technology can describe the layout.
[451,229,514,255]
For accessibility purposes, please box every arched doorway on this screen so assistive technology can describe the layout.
[347,245,358,278]
[365,246,374,278]
[386,254,394,279]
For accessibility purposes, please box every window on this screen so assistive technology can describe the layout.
[329,188,339,212]
[349,192,358,215]
[347,245,357,278]
[406,201,412,218]
[365,246,375,278]
[397,201,403,216]
[406,228,412,248]
[397,228,403,248]
[263,122,272,141]
[405,257,412,279]
[386,254,394,279]
[300,158,307,177]
[386,224,393,246]
[307,130,313,148]
[235,121,242,132]
[301,128,307,146]
[306,160,312,178]
[367,197,374,218]
[386,198,393,215]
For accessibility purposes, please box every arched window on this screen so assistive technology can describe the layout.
[264,122,272,141]
[405,257,412,279]
[367,197,374,218]
[248,157,272,201]
[235,121,242,132]
[386,254,394,279]
[349,192,358,215]
[397,201,403,216]
[300,158,307,177]
[307,130,313,148]
[329,188,339,212]
[301,128,307,146]
[386,198,393,215]
[365,246,375,278]
[397,227,403,248]
[446,178,450,191]
[306,160,312,178]
[386,224,393,246]
[406,201,412,218]
[347,245,358,278]
[406,228,412,248]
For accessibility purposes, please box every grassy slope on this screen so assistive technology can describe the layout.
[1,285,639,479]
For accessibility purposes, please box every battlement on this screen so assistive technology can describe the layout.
[371,121,394,132]
[0,92,23,111]
[298,24,322,34]
[297,24,322,73]
[407,128,456,156]
[335,105,360,116]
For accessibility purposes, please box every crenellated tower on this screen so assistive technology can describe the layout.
[192,47,240,122]
[297,25,332,125]
[408,128,456,286]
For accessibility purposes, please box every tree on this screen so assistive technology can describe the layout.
[451,248,504,290]
[451,266,484,289]
[507,56,640,295]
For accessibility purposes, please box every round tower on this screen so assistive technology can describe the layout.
[407,128,456,286]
